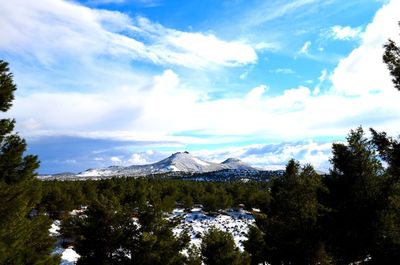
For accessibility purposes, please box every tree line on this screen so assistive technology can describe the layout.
[36,127,400,264]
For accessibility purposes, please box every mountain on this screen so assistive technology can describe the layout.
[221,158,258,171]
[76,151,258,178]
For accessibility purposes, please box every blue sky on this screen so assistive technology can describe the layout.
[1,0,400,173]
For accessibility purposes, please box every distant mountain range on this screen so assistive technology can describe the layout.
[39,151,284,181]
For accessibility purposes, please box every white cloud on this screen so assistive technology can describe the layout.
[4,0,400,158]
[330,0,400,96]
[164,30,257,67]
[110,156,122,164]
[0,0,257,69]
[246,85,268,104]
[329,25,362,41]
[192,140,333,171]
[299,41,311,54]
[312,69,328,96]
[273,68,296,74]
[128,153,147,164]
[318,69,328,83]
[254,42,280,51]
[244,0,318,26]
[13,65,400,145]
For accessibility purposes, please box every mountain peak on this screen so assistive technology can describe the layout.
[221,158,242,164]
[172,151,190,156]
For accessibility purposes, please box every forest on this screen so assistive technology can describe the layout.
[1,22,400,265]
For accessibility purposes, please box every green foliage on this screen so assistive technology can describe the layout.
[326,127,384,263]
[73,201,139,265]
[369,129,400,264]
[259,159,329,265]
[383,22,400,90]
[0,60,16,112]
[67,199,191,265]
[0,60,58,264]
[40,178,272,216]
[243,226,266,265]
[201,228,250,265]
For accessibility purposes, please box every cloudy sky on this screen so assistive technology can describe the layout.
[1,0,400,173]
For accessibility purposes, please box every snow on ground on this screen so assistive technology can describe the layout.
[49,220,61,236]
[50,220,80,265]
[171,208,255,251]
[50,207,255,264]
[60,248,80,265]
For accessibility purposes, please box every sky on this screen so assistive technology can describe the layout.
[1,0,400,173]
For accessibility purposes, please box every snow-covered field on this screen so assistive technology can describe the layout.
[50,208,256,264]
[171,208,255,251]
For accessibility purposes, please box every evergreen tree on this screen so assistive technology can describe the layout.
[326,127,383,264]
[383,22,400,90]
[243,226,266,265]
[0,60,58,264]
[70,200,191,265]
[132,205,190,265]
[369,129,400,264]
[262,159,329,265]
[201,228,250,265]
[73,201,140,265]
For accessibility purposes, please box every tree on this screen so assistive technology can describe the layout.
[369,129,400,264]
[0,60,58,264]
[132,206,190,265]
[72,201,141,265]
[261,159,329,265]
[201,228,250,265]
[243,226,266,265]
[69,200,191,265]
[383,22,400,90]
[326,127,384,264]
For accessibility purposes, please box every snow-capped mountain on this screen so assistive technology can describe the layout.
[73,151,259,178]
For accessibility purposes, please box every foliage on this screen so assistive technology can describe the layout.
[325,127,384,263]
[66,199,191,265]
[201,228,250,265]
[255,159,329,265]
[0,60,58,264]
[383,21,400,90]
[369,129,400,264]
[243,226,265,265]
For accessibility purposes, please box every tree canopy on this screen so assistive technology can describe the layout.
[0,60,58,264]
[383,21,400,90]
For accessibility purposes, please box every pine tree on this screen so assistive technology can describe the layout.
[243,226,266,265]
[201,228,250,265]
[383,22,400,91]
[261,159,329,265]
[70,200,190,265]
[0,60,58,264]
[326,127,383,264]
[369,129,400,264]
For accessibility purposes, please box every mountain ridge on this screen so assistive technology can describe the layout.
[75,151,258,178]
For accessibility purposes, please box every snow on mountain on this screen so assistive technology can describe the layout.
[124,152,220,173]
[59,152,261,179]
[220,158,258,172]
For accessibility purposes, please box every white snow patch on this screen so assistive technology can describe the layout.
[171,208,255,251]
[61,248,80,265]
[192,157,210,166]
[49,220,61,236]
